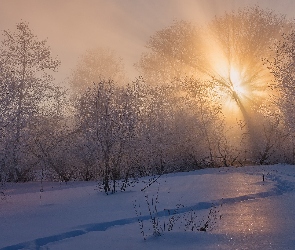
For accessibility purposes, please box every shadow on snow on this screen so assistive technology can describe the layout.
[1,173,293,250]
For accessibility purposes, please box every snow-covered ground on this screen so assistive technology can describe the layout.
[1,164,295,249]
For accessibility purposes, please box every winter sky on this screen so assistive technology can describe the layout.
[1,0,295,86]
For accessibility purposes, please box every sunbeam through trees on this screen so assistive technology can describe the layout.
[1,6,295,186]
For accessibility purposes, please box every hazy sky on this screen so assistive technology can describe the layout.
[1,0,295,86]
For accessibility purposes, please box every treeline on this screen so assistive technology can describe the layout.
[1,74,294,187]
[1,10,295,192]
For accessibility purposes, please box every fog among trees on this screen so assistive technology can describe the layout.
[1,7,295,192]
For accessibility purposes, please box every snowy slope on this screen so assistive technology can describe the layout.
[1,165,295,249]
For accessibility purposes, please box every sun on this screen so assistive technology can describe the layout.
[202,35,267,115]
[204,43,249,108]
[210,63,251,116]
[229,67,246,97]
[223,65,252,116]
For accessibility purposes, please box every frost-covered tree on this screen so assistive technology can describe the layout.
[69,47,126,92]
[179,78,224,167]
[74,80,140,192]
[207,6,291,113]
[0,22,60,181]
[135,8,292,164]
[136,7,290,107]
[136,83,178,173]
[207,7,294,163]
[267,29,295,163]
[135,20,203,85]
[269,30,295,131]
[30,86,75,182]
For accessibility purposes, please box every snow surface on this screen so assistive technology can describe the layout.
[1,164,295,249]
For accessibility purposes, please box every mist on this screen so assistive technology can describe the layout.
[2,0,295,86]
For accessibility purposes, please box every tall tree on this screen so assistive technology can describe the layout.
[0,22,60,181]
[135,20,203,85]
[136,7,290,110]
[206,6,290,113]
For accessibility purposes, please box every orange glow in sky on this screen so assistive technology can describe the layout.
[1,0,295,87]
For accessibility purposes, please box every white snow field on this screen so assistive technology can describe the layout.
[1,164,295,249]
